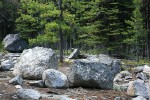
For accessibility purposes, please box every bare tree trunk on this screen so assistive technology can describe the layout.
[58,0,64,63]
[59,27,64,63]
[147,2,150,59]
[142,44,146,58]
[142,0,150,59]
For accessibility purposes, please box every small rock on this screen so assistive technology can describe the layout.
[113,83,129,91]
[136,72,147,80]
[68,48,80,59]
[86,96,98,100]
[133,66,144,73]
[10,68,14,71]
[101,97,107,100]
[124,80,130,83]
[42,69,68,88]
[1,60,14,71]
[143,65,150,77]
[114,71,132,83]
[9,75,23,85]
[132,96,147,100]
[121,98,126,100]
[17,89,41,100]
[28,80,45,88]
[60,96,77,100]
[12,95,18,99]
[114,97,121,100]
[125,76,132,80]
[15,85,22,89]
[127,79,149,98]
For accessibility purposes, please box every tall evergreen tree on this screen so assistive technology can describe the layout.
[0,0,18,41]
[73,0,133,55]
[16,0,75,62]
[125,0,147,59]
[141,0,150,58]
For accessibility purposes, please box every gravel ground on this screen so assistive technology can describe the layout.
[0,62,132,100]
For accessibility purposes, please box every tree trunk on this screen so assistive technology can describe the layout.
[59,27,64,63]
[142,0,150,59]
[58,0,64,63]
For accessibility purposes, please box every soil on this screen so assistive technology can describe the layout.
[0,62,132,100]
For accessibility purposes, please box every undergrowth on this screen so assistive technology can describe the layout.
[121,59,150,71]
[0,42,5,52]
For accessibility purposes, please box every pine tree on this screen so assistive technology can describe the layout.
[16,0,75,62]
[141,0,150,58]
[73,0,133,55]
[0,0,18,40]
[72,0,102,53]
[16,0,61,47]
[125,0,147,59]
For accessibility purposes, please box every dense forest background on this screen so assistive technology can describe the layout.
[0,0,150,60]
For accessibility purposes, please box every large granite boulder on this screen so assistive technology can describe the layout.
[3,34,28,52]
[68,54,121,89]
[87,54,121,74]
[13,47,58,79]
[42,69,68,88]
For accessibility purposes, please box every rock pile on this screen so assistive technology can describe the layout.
[114,64,150,99]
[3,48,150,99]
[0,53,21,71]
